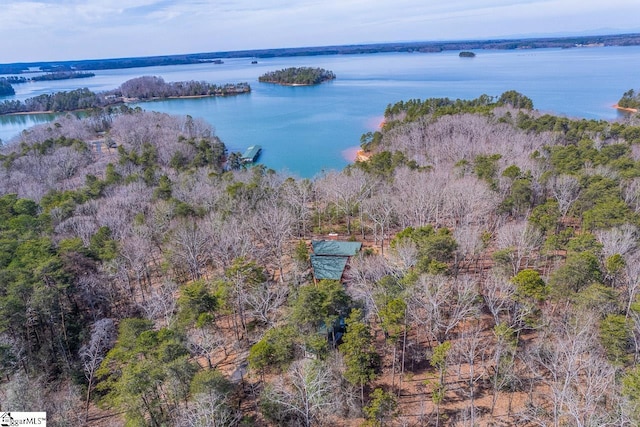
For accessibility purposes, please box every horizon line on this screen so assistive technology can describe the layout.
[2,31,639,68]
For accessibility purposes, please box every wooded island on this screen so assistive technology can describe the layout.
[258,67,336,85]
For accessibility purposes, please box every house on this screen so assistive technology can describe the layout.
[310,239,362,283]
[306,316,347,358]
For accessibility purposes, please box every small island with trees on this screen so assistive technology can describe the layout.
[459,51,476,58]
[258,67,336,85]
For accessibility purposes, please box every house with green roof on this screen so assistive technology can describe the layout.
[310,239,362,283]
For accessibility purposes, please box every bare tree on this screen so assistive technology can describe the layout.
[1,372,46,411]
[391,167,443,228]
[389,238,419,274]
[242,281,288,326]
[452,323,487,426]
[208,214,254,270]
[252,197,295,282]
[362,186,396,255]
[178,390,242,427]
[550,175,581,218]
[79,318,116,420]
[408,275,480,346]
[625,253,640,358]
[622,177,640,214]
[453,224,486,274]
[139,279,178,328]
[346,253,397,320]
[0,333,25,380]
[262,358,340,427]
[170,218,211,281]
[186,327,227,370]
[317,169,373,235]
[172,168,225,212]
[442,176,500,228]
[282,178,315,238]
[119,233,154,296]
[596,223,638,260]
[481,272,516,326]
[495,220,543,276]
[520,313,618,427]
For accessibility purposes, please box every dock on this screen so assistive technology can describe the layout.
[241,145,262,163]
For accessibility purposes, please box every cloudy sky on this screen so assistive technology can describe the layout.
[3,0,640,63]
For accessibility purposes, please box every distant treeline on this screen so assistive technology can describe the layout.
[31,71,95,81]
[2,33,640,74]
[0,72,95,98]
[1,76,27,84]
[0,56,221,75]
[258,67,336,85]
[0,76,250,115]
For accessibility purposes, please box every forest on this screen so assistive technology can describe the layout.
[258,67,336,85]
[2,90,640,426]
[0,76,251,115]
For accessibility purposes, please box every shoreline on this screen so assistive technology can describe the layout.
[258,82,325,87]
[342,146,372,163]
[355,149,371,162]
[614,103,638,113]
[1,92,251,117]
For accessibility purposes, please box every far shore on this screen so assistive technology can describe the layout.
[258,81,323,87]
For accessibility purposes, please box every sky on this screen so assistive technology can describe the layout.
[2,0,640,64]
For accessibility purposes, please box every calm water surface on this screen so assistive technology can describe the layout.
[1,47,639,177]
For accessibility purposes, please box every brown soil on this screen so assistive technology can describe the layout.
[355,149,372,162]
[614,103,639,113]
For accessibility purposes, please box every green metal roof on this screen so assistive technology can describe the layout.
[311,240,362,256]
[241,145,262,162]
[310,255,348,281]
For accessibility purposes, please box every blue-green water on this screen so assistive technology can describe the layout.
[1,47,639,177]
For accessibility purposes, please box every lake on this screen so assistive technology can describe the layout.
[1,46,639,177]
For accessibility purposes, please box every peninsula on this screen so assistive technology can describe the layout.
[0,75,250,115]
[616,88,640,112]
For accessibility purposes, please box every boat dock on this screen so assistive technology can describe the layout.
[241,145,262,163]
